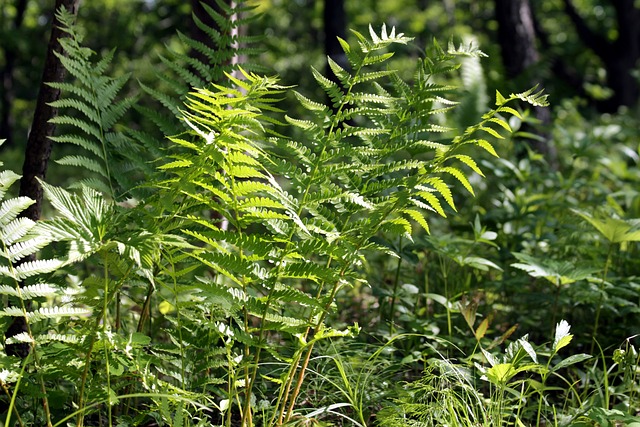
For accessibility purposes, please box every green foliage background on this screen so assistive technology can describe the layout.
[0,1,639,426]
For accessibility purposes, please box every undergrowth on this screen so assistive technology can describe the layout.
[1,2,638,427]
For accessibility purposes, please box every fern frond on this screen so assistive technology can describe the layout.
[56,155,108,178]
[436,166,474,195]
[8,259,64,281]
[0,306,91,321]
[48,134,103,157]
[0,170,21,199]
[0,197,34,227]
[51,9,144,198]
[402,208,431,234]
[0,283,58,299]
[327,56,351,86]
[0,217,36,245]
[5,236,52,263]
[49,113,102,140]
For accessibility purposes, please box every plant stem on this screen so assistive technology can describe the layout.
[591,243,614,355]
[388,237,404,335]
[101,253,113,427]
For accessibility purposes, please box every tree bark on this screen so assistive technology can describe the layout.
[495,0,557,166]
[5,0,81,359]
[495,0,539,77]
[323,0,348,81]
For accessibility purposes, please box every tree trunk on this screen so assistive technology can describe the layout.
[495,0,539,77]
[495,0,557,166]
[324,0,348,81]
[5,0,81,359]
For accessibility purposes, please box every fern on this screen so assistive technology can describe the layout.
[151,24,548,425]
[0,142,93,427]
[2,10,551,423]
[132,0,268,154]
[49,8,144,199]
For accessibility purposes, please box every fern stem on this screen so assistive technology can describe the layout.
[4,258,53,426]
[591,243,614,355]
[76,316,101,427]
[76,259,133,427]
[101,253,114,427]
[168,252,187,390]
[267,49,377,426]
[115,291,121,332]
[136,280,155,333]
[1,381,25,427]
[388,237,404,334]
[3,351,31,427]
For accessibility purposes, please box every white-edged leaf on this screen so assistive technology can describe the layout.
[0,283,58,299]
[0,217,36,244]
[553,319,572,352]
[0,197,34,226]
[14,259,64,280]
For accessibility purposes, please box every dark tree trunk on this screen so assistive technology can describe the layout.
[0,0,28,149]
[5,0,81,359]
[495,0,539,77]
[324,0,348,81]
[563,0,640,112]
[495,0,557,166]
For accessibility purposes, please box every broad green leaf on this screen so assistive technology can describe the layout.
[485,363,516,385]
[572,209,640,243]
[511,252,598,286]
[552,353,592,372]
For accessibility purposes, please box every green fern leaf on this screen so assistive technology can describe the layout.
[0,283,58,299]
[412,191,447,218]
[159,158,194,170]
[327,56,351,85]
[0,217,36,244]
[10,259,64,280]
[0,197,34,227]
[292,91,329,113]
[6,236,52,263]
[49,134,103,157]
[475,139,499,157]
[48,98,101,124]
[496,106,522,119]
[49,115,102,140]
[402,208,430,234]
[380,217,413,239]
[479,125,505,139]
[421,178,455,211]
[451,154,484,176]
[56,155,108,178]
[438,166,474,195]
